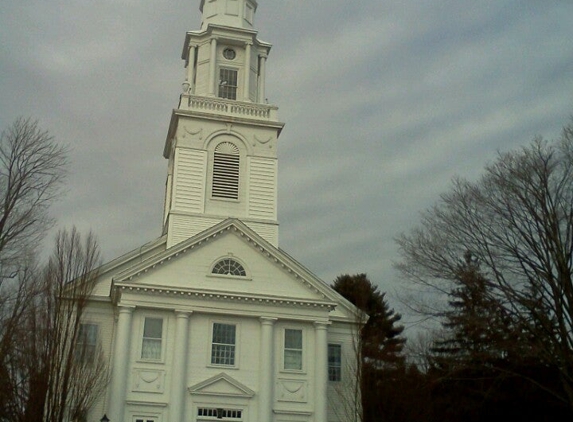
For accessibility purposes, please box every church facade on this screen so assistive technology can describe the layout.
[86,1,361,421]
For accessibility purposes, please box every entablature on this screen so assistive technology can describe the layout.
[111,282,337,312]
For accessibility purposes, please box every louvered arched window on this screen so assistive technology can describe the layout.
[212,258,246,277]
[212,142,240,200]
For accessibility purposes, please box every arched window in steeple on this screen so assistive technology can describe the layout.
[212,258,246,277]
[212,142,240,199]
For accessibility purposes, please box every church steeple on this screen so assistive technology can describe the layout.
[181,0,269,103]
[162,0,284,249]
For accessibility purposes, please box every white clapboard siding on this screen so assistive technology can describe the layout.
[248,157,277,219]
[174,149,207,213]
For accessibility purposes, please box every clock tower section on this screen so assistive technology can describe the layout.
[162,0,284,248]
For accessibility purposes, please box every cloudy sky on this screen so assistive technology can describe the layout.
[1,0,572,332]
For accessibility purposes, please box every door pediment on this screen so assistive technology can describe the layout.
[188,373,254,398]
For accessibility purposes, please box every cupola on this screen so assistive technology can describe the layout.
[200,0,258,30]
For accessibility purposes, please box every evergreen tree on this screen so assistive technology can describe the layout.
[432,251,519,367]
[333,273,405,366]
[333,274,406,422]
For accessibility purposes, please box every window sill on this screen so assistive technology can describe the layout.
[137,358,165,365]
[207,363,239,370]
[207,274,252,281]
[210,195,240,203]
[280,368,306,375]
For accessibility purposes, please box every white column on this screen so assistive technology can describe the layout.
[108,305,135,422]
[257,53,267,103]
[314,321,329,422]
[259,317,277,422]
[186,45,196,94]
[243,42,252,101]
[170,311,192,422]
[209,38,218,96]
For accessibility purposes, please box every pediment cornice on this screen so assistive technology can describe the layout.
[112,219,334,303]
[112,282,336,310]
[188,372,255,398]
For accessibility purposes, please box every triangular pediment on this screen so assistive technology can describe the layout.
[107,219,360,320]
[188,373,254,398]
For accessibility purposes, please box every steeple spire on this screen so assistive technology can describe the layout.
[199,0,258,30]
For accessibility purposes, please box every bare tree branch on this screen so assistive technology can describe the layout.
[0,117,68,277]
[396,120,573,409]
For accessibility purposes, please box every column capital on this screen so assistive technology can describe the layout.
[313,321,331,330]
[259,53,268,59]
[260,316,277,326]
[174,310,193,319]
[117,305,135,314]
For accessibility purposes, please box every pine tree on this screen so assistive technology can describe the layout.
[333,274,406,422]
[432,251,519,367]
[333,273,405,366]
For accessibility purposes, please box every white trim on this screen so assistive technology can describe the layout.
[208,320,240,369]
[137,314,168,364]
[280,326,306,374]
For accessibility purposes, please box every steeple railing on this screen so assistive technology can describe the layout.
[179,95,279,121]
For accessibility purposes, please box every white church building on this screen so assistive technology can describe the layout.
[86,1,361,421]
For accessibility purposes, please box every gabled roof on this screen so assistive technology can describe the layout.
[101,218,361,320]
[188,372,255,398]
[97,234,167,280]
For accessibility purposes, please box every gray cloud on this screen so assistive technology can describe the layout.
[1,0,572,330]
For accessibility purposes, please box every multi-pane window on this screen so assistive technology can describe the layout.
[198,408,242,420]
[134,418,157,422]
[141,317,163,360]
[218,68,238,100]
[284,329,303,370]
[212,142,240,200]
[211,323,236,366]
[328,344,342,381]
[212,258,246,276]
[76,323,98,361]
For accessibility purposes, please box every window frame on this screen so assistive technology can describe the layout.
[139,316,166,363]
[328,343,342,382]
[197,407,243,421]
[210,257,248,278]
[218,67,239,100]
[209,321,239,368]
[282,327,304,372]
[76,322,98,362]
[211,141,240,201]
[132,414,160,422]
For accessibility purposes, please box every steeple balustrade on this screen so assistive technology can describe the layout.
[180,95,279,121]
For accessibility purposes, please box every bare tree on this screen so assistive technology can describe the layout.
[329,302,365,422]
[0,117,68,420]
[0,117,68,276]
[4,228,107,422]
[396,120,573,409]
